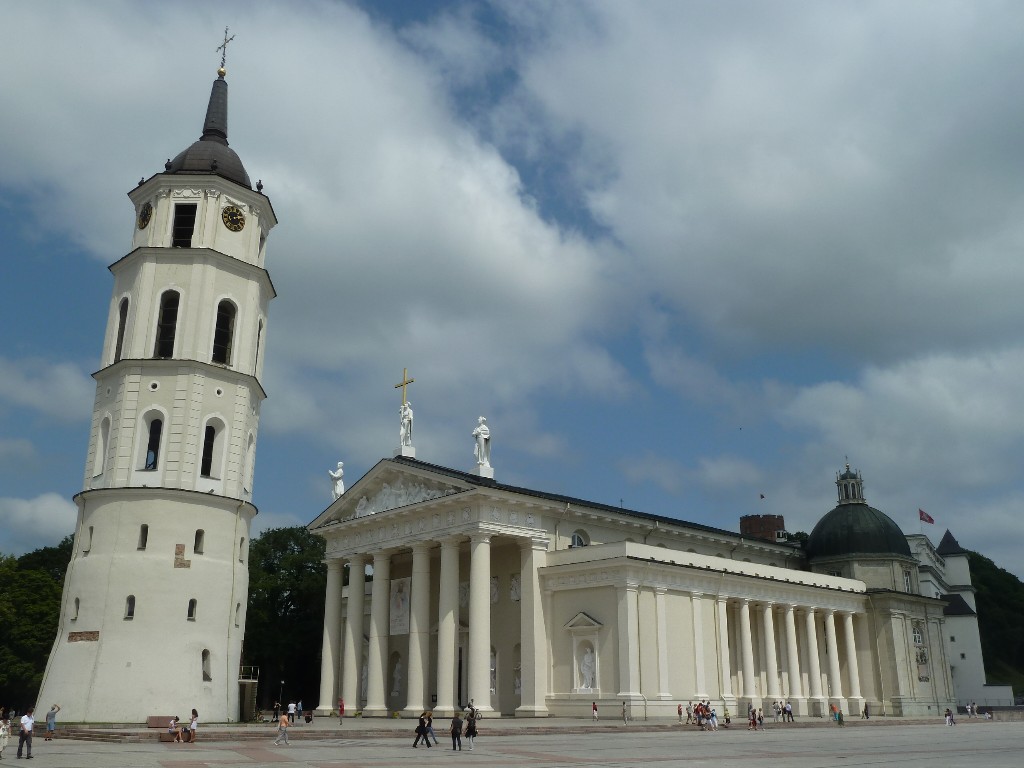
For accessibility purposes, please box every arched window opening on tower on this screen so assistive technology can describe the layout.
[194,529,205,555]
[171,203,198,247]
[201,649,212,681]
[254,319,263,374]
[144,418,163,470]
[72,597,80,621]
[187,598,197,621]
[234,602,241,627]
[125,595,136,620]
[93,416,110,477]
[153,290,180,358]
[83,525,94,556]
[238,536,245,563]
[211,300,236,365]
[138,524,149,550]
[201,425,218,478]
[114,297,129,362]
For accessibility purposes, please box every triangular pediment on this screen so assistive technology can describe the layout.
[564,611,602,630]
[308,458,471,530]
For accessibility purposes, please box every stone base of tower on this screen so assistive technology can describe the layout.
[36,487,255,722]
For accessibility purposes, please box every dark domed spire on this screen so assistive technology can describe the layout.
[164,69,251,188]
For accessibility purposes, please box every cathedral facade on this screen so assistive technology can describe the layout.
[311,458,962,719]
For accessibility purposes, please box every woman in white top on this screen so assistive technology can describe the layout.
[188,710,199,743]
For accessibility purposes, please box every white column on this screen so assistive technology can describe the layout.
[716,597,734,701]
[517,538,550,716]
[468,533,493,712]
[824,609,845,708]
[692,592,707,698]
[804,608,824,706]
[762,602,781,700]
[363,551,390,716]
[315,558,343,713]
[655,588,671,699]
[435,537,460,717]
[784,605,803,703]
[403,542,431,715]
[616,583,641,698]
[739,599,756,700]
[340,555,366,714]
[843,612,863,701]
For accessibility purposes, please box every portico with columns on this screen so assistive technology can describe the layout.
[309,457,951,719]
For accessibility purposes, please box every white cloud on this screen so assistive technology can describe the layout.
[0,357,94,423]
[0,493,77,556]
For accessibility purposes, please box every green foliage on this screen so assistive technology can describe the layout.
[967,550,1024,682]
[0,546,67,709]
[243,526,327,708]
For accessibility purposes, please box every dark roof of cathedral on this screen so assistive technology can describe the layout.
[937,529,969,556]
[941,592,976,616]
[165,74,251,188]
[388,456,794,549]
[806,502,913,560]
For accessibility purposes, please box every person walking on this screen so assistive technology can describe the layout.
[273,710,290,745]
[0,712,10,760]
[621,701,627,724]
[450,712,463,751]
[43,705,60,741]
[287,701,296,724]
[413,712,432,748]
[464,708,478,750]
[17,707,34,759]
[425,712,439,745]
[592,701,599,721]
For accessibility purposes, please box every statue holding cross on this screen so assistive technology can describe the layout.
[395,368,415,448]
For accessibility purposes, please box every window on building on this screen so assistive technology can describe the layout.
[114,297,129,362]
[171,203,197,247]
[93,417,110,477]
[83,525,94,555]
[254,319,263,373]
[912,624,923,645]
[125,595,136,620]
[570,530,590,548]
[960,653,966,660]
[138,524,149,550]
[194,529,205,555]
[187,598,197,621]
[202,649,212,681]
[72,597,80,621]
[153,290,180,358]
[144,418,162,470]
[200,425,217,478]
[238,537,245,563]
[234,602,241,627]
[211,300,236,365]
[950,635,956,642]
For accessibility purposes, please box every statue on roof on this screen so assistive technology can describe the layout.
[473,416,491,468]
[400,401,414,447]
[328,461,345,500]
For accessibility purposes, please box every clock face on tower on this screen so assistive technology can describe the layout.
[221,204,246,232]
[137,201,153,230]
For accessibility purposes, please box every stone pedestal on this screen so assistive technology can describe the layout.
[394,445,416,458]
[471,465,494,479]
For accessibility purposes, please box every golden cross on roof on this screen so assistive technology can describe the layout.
[216,27,235,71]
[394,368,415,406]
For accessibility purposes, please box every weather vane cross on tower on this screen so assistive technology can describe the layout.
[216,27,235,72]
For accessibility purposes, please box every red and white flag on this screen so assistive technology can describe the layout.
[918,508,934,524]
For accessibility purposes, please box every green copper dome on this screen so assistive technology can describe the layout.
[806,463,911,559]
[806,502,912,559]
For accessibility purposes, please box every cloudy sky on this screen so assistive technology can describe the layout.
[2,1,1023,577]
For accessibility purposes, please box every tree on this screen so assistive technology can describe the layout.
[0,550,67,709]
[243,527,327,709]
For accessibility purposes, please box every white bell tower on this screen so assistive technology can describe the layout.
[36,60,276,723]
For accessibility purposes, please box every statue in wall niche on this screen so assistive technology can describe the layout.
[473,416,491,467]
[391,657,403,697]
[509,573,521,602]
[490,651,496,694]
[513,663,522,695]
[400,401,414,446]
[490,576,499,604]
[580,647,595,689]
[328,461,344,500]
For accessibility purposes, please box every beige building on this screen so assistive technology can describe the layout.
[311,459,957,719]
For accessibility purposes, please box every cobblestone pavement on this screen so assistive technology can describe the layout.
[12,720,1023,768]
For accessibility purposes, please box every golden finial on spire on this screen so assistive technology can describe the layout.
[216,26,235,77]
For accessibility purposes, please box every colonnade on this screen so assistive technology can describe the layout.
[316,532,548,718]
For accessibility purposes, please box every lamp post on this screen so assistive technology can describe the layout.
[280,680,284,707]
